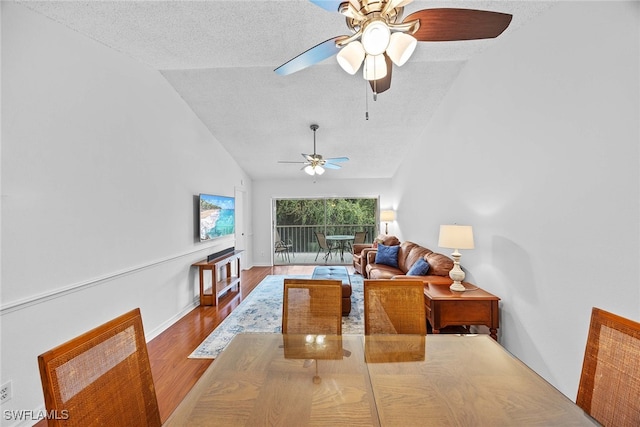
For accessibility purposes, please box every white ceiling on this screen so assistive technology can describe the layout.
[19,0,557,180]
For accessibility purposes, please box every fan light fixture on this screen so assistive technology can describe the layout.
[305,164,325,176]
[336,15,417,82]
[336,41,365,74]
[361,19,391,55]
[363,54,387,81]
[277,124,349,174]
[387,32,417,66]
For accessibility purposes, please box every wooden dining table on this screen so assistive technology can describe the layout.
[164,333,598,426]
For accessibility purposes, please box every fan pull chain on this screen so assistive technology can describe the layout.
[365,78,369,120]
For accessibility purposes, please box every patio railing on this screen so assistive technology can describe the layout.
[275,224,376,254]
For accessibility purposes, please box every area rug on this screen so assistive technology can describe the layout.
[189,274,364,359]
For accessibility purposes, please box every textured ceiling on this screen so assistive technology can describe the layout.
[19,0,557,180]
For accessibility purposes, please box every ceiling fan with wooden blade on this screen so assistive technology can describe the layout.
[278,124,348,176]
[274,1,512,96]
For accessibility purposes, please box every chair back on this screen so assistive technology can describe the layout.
[576,307,640,426]
[364,280,426,335]
[282,279,342,335]
[38,308,161,427]
[315,231,330,250]
[353,231,367,245]
[274,230,285,250]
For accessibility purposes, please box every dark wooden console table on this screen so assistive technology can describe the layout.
[192,250,243,306]
[424,282,500,340]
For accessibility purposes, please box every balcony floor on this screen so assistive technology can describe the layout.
[274,250,353,266]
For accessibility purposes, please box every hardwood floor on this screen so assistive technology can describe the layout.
[149,265,335,422]
[34,265,352,425]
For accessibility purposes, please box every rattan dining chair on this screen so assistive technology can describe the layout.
[37,308,161,427]
[364,279,427,335]
[576,307,640,427]
[282,278,343,335]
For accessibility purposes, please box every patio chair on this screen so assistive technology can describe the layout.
[37,308,161,427]
[282,278,342,335]
[347,230,367,252]
[275,230,293,262]
[364,279,427,335]
[576,307,640,426]
[353,231,367,245]
[314,231,336,262]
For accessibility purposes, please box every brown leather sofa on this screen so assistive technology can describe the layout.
[365,240,454,284]
[353,235,400,277]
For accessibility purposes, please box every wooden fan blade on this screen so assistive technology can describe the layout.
[369,54,392,94]
[405,8,513,42]
[274,36,345,76]
[325,157,349,163]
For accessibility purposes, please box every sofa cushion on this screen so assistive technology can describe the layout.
[375,244,399,268]
[367,264,402,279]
[407,258,430,276]
[381,235,401,246]
[426,252,455,276]
[400,241,433,273]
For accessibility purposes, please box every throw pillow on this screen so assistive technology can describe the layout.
[375,244,399,268]
[407,258,430,276]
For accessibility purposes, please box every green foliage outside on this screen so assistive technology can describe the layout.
[276,198,376,226]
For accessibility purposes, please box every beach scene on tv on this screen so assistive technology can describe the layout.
[200,194,235,241]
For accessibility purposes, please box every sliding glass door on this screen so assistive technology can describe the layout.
[273,197,378,265]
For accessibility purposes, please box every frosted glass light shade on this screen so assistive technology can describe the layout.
[387,32,417,66]
[337,41,365,75]
[361,20,390,55]
[305,164,325,176]
[363,54,387,81]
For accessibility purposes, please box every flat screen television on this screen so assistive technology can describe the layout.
[199,194,235,242]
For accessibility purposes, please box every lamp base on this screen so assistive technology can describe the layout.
[449,281,466,292]
[448,250,466,292]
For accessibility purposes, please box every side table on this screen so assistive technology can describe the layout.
[192,250,243,306]
[423,282,500,341]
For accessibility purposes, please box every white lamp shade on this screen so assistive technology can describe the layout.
[363,54,387,81]
[304,165,315,175]
[387,32,417,66]
[438,225,475,250]
[380,210,396,222]
[337,41,365,75]
[361,19,391,56]
[315,165,325,175]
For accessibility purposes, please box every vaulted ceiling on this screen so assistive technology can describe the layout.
[20,0,557,180]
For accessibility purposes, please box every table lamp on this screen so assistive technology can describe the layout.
[381,210,396,234]
[438,225,474,292]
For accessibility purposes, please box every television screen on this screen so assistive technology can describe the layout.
[199,194,235,242]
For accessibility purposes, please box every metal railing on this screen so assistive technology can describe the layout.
[275,224,376,254]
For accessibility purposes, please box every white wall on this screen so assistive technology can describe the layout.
[394,1,639,398]
[0,2,251,422]
[252,178,396,266]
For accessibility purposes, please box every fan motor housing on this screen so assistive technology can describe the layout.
[344,0,404,33]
